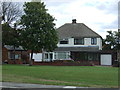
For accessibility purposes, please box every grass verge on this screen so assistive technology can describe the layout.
[2,64,119,88]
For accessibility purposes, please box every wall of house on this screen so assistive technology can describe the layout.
[57,37,102,50]
[2,49,29,64]
[2,47,8,62]
[97,38,102,50]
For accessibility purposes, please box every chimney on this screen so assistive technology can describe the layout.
[72,19,77,24]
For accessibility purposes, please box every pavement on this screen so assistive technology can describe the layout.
[1,82,87,89]
[1,82,119,90]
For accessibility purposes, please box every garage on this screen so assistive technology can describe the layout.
[101,54,112,65]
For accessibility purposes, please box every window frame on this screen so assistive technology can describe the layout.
[59,39,68,44]
[54,52,70,60]
[8,51,21,60]
[74,38,84,45]
[91,38,97,45]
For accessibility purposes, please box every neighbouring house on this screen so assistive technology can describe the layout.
[33,19,117,66]
[2,45,29,64]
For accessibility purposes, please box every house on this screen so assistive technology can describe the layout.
[33,19,100,64]
[2,45,29,64]
[33,19,118,66]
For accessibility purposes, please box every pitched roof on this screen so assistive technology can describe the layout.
[54,46,99,52]
[4,45,24,51]
[57,23,101,39]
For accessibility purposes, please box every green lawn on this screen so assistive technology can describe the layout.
[2,65,119,88]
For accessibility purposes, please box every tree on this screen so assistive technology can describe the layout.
[114,31,120,49]
[0,2,22,24]
[103,30,120,50]
[2,23,18,45]
[1,2,22,47]
[2,23,20,63]
[1,2,22,63]
[19,2,58,66]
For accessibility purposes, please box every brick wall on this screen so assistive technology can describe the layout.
[33,60,99,66]
[2,47,29,64]
[2,47,8,62]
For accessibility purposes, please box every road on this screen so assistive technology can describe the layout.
[1,82,86,89]
[1,82,119,90]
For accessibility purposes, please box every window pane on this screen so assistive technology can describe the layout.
[91,38,97,45]
[54,52,57,59]
[74,38,84,45]
[45,53,48,59]
[15,55,19,59]
[10,53,14,59]
[56,52,69,60]
[60,41,68,44]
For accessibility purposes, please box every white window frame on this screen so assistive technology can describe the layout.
[54,51,70,60]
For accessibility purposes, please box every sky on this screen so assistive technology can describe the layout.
[2,0,119,38]
[42,0,119,39]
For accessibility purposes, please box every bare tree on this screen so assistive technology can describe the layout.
[0,2,22,24]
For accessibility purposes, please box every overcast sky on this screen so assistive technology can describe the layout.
[42,0,119,38]
[3,0,119,38]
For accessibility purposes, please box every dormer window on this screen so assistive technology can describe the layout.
[60,39,68,44]
[74,38,84,45]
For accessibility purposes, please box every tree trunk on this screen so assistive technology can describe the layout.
[29,50,33,66]
[42,48,44,62]
[13,45,16,64]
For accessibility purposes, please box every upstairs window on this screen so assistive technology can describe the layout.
[91,38,97,45]
[60,39,68,44]
[74,38,84,45]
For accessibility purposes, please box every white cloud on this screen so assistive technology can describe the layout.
[43,0,119,38]
[6,0,117,38]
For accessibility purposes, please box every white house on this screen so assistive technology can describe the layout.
[33,19,103,62]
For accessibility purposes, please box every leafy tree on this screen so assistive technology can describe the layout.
[114,31,120,49]
[2,23,18,46]
[2,23,20,63]
[19,2,58,65]
[1,2,22,63]
[103,30,120,50]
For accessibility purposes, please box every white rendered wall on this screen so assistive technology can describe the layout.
[57,38,102,50]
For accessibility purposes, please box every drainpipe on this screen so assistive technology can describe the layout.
[29,50,33,66]
[13,45,16,64]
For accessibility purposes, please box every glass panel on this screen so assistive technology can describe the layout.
[15,55,19,59]
[50,53,53,59]
[45,53,48,59]
[56,52,69,60]
[54,52,57,59]
[91,38,97,45]
[60,41,68,44]
[74,38,84,45]
[10,53,14,59]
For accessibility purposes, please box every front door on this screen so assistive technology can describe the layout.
[50,53,53,62]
